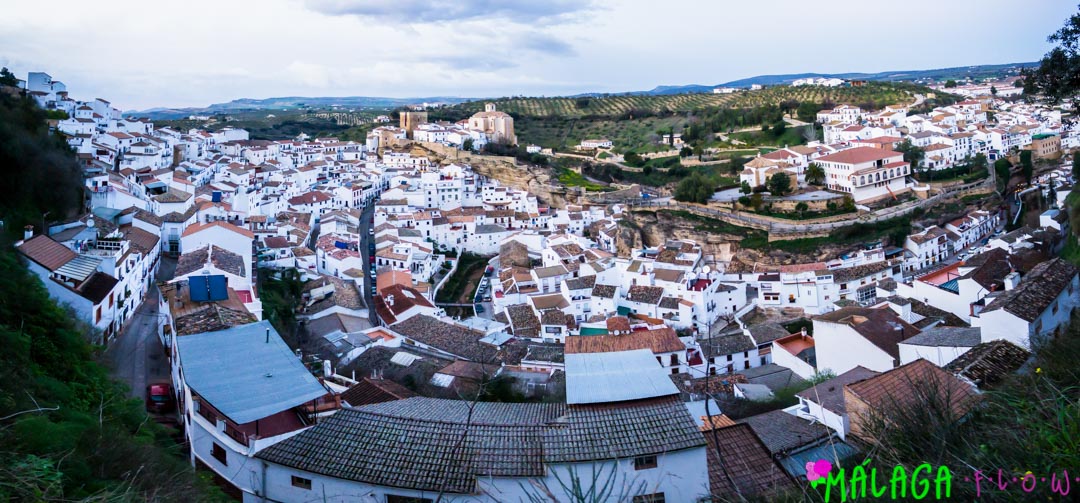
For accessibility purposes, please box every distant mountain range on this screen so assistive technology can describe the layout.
[132,96,473,119]
[133,62,1038,118]
[633,62,1038,96]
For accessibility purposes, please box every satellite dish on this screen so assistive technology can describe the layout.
[87,219,95,228]
[702,265,711,274]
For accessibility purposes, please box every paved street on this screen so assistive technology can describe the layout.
[105,256,175,399]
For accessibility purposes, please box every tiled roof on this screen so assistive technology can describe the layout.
[795,366,879,414]
[946,340,1029,387]
[960,248,1013,290]
[980,258,1078,322]
[901,327,981,347]
[565,327,684,355]
[257,396,704,494]
[564,275,596,291]
[77,272,119,304]
[846,359,980,420]
[701,333,758,358]
[505,304,541,335]
[175,245,246,278]
[17,235,76,271]
[340,378,417,407]
[704,423,797,498]
[181,220,255,239]
[523,344,564,363]
[815,306,919,360]
[747,323,792,345]
[626,285,665,304]
[737,409,832,455]
[390,315,498,362]
[816,147,899,165]
[121,225,160,254]
[591,284,617,298]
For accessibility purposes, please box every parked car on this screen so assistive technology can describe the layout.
[146,383,175,414]
[483,295,492,302]
[474,304,485,314]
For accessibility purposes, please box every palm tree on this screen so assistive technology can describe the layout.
[805,163,826,186]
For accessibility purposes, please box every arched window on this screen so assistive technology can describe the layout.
[859,176,865,185]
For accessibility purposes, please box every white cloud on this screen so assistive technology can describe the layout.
[0,0,1071,110]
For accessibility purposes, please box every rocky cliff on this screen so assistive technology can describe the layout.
[616,210,736,260]
[409,142,573,208]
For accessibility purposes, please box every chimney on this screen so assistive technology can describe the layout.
[387,295,394,307]
[800,327,808,338]
[1003,271,1021,291]
[265,327,270,343]
[23,225,33,241]
[322,359,332,378]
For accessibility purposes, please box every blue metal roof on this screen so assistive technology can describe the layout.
[565,349,679,404]
[940,278,960,293]
[176,321,327,424]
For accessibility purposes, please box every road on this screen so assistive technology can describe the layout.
[105,256,176,399]
[358,202,377,324]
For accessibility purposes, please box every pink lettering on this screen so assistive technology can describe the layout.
[1022,473,1037,493]
[1050,470,1071,496]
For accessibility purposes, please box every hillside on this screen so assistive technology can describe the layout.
[134,95,473,120]
[0,91,225,501]
[643,61,1036,94]
[444,82,932,119]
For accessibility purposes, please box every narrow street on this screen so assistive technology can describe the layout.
[105,255,176,399]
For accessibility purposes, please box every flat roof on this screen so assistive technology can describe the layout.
[565,349,679,404]
[176,321,327,424]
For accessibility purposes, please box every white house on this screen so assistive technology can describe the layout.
[973,258,1080,349]
[815,147,912,204]
[813,306,921,375]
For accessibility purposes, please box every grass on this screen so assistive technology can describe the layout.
[824,313,1080,501]
[556,169,611,191]
[435,252,490,304]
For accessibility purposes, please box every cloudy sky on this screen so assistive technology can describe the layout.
[1,0,1073,110]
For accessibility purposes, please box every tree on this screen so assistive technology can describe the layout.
[623,151,644,167]
[680,146,693,158]
[795,201,809,218]
[994,158,1013,196]
[991,85,999,96]
[462,138,474,151]
[771,120,786,137]
[750,193,764,211]
[944,79,958,88]
[841,195,856,212]
[805,163,826,185]
[693,143,704,160]
[738,195,751,207]
[1048,182,1058,208]
[1020,150,1034,183]
[673,172,715,204]
[767,172,792,196]
[1072,154,1080,180]
[740,181,752,194]
[971,153,988,175]
[1023,7,1080,109]
[0,67,17,87]
[896,139,925,174]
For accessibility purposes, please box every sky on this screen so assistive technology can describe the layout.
[1,0,1074,111]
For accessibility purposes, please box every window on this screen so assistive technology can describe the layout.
[669,354,678,366]
[633,493,665,503]
[726,354,732,362]
[211,443,227,465]
[291,476,312,490]
[386,496,433,503]
[633,455,658,470]
[670,368,678,375]
[743,351,748,358]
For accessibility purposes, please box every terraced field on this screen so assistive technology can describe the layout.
[452,83,926,119]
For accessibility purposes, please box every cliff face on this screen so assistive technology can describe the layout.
[616,210,736,260]
[408,142,572,208]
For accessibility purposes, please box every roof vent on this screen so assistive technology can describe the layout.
[264,372,273,378]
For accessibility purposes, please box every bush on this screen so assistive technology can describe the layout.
[738,196,751,207]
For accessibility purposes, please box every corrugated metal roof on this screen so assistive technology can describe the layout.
[565,349,679,404]
[54,255,102,282]
[176,321,327,424]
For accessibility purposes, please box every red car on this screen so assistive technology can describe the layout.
[146,382,175,414]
